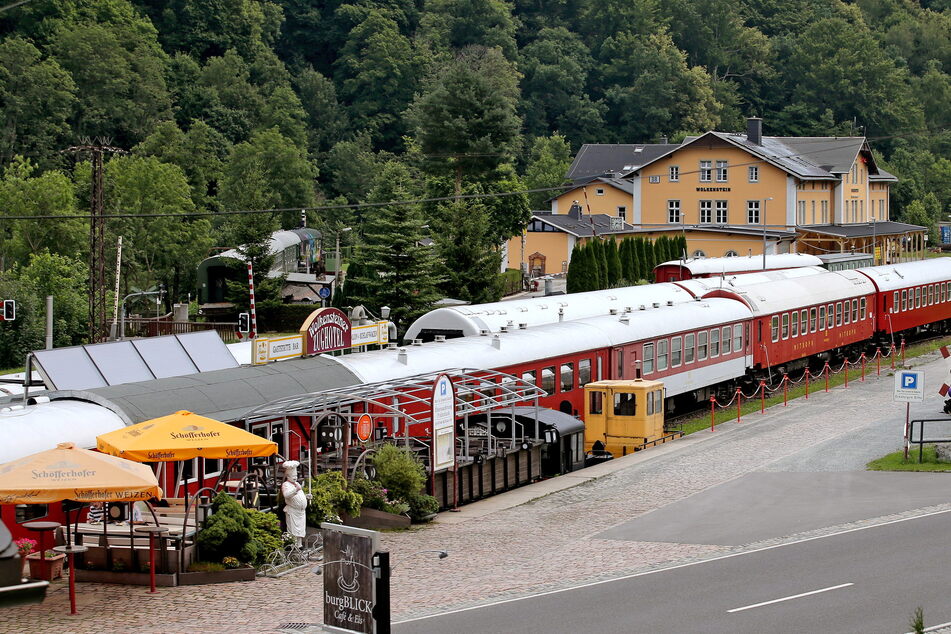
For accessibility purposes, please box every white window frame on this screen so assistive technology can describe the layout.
[669,166,679,182]
[643,343,654,374]
[715,200,728,224]
[748,166,759,183]
[671,336,682,367]
[747,200,760,225]
[684,333,695,364]
[656,339,668,372]
[667,200,681,224]
[699,200,712,224]
[700,160,712,183]
[716,160,728,182]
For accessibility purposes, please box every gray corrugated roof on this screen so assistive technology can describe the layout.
[534,213,638,237]
[54,356,362,424]
[798,222,925,238]
[566,144,680,182]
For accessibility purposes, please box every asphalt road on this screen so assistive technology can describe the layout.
[396,509,951,634]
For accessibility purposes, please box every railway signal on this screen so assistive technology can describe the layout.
[1,299,14,321]
[238,312,250,334]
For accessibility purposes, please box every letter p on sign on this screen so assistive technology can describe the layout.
[902,373,918,389]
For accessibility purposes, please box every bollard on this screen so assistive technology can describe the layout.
[805,368,810,399]
[861,353,866,382]
[901,338,906,366]
[760,380,766,414]
[783,374,788,406]
[876,347,881,376]
[736,387,742,423]
[844,359,849,388]
[824,362,830,392]
[891,343,896,370]
[710,395,716,432]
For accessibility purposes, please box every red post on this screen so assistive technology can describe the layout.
[844,359,849,388]
[148,532,156,593]
[805,368,810,400]
[783,374,788,406]
[67,552,77,615]
[710,395,716,432]
[876,347,881,376]
[891,343,896,370]
[824,362,830,392]
[900,338,906,366]
[760,380,766,414]
[861,353,866,382]
[736,388,742,423]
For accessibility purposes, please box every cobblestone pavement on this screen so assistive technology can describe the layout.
[2,352,946,633]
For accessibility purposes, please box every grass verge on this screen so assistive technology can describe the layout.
[676,335,951,437]
[867,445,951,472]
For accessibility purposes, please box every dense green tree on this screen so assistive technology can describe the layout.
[409,47,521,193]
[523,135,572,210]
[0,37,76,168]
[15,250,88,347]
[0,271,45,368]
[566,242,584,293]
[324,135,391,203]
[576,0,665,43]
[294,67,349,155]
[194,49,266,143]
[434,200,503,303]
[605,238,622,286]
[420,0,519,60]
[348,161,443,335]
[0,157,83,270]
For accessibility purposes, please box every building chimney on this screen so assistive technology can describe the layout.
[658,135,668,144]
[568,201,583,220]
[747,117,762,145]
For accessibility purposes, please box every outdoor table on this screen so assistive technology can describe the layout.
[52,544,88,615]
[134,526,170,593]
[22,521,61,554]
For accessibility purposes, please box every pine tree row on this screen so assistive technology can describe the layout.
[566,235,688,293]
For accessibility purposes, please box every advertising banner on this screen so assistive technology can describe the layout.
[351,322,392,348]
[431,374,455,473]
[300,307,352,355]
[321,523,379,634]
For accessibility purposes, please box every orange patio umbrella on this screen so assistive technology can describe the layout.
[0,441,161,505]
[95,410,278,462]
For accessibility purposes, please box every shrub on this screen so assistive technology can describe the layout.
[246,508,283,564]
[222,556,241,569]
[372,444,427,502]
[187,561,225,573]
[305,471,362,527]
[406,492,440,522]
[196,492,259,564]
[351,478,409,515]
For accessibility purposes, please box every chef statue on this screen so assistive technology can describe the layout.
[280,460,309,546]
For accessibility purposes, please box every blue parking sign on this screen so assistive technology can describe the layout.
[902,373,918,389]
[894,370,924,402]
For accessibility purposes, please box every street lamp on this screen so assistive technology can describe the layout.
[762,197,774,270]
[117,288,164,340]
[333,227,352,300]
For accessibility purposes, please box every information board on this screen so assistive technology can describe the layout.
[895,370,925,402]
[321,523,379,634]
[431,374,455,473]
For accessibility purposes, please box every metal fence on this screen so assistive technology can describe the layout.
[123,318,239,343]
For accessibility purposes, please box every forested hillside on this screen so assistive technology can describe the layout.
[0,0,949,359]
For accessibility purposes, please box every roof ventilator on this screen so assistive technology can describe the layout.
[609,308,618,315]
[411,338,423,346]
[387,343,398,350]
[398,348,408,364]
[479,329,490,336]
[519,323,527,329]
[620,315,630,324]
[492,334,502,350]
[667,300,674,306]
[434,335,446,342]
[558,307,564,322]
[639,304,646,310]
[652,302,660,308]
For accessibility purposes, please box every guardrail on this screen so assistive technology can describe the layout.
[124,319,239,343]
[908,418,951,462]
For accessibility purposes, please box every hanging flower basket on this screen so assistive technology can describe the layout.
[26,551,66,581]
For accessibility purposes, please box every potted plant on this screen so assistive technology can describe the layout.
[345,478,411,529]
[180,492,257,585]
[371,444,441,524]
[26,548,66,581]
[14,538,36,576]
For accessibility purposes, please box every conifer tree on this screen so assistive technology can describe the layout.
[566,242,584,293]
[619,237,634,283]
[606,238,622,287]
[592,239,607,290]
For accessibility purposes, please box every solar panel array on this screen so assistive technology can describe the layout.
[33,330,238,391]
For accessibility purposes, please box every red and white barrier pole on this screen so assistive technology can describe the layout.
[247,262,257,339]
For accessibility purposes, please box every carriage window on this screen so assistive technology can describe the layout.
[643,343,654,374]
[810,307,817,332]
[671,336,682,367]
[657,339,669,371]
[916,287,921,308]
[791,312,798,337]
[698,331,708,360]
[836,302,843,327]
[827,304,834,329]
[893,291,899,312]
[560,363,574,392]
[16,504,49,524]
[781,313,789,339]
[733,324,742,352]
[541,366,556,395]
[684,333,695,363]
[722,327,731,354]
[614,392,636,416]
[943,285,947,303]
[930,285,934,305]
[843,301,850,325]
[616,348,624,378]
[710,329,720,356]
[819,305,826,330]
[902,289,907,311]
[771,315,779,342]
[589,390,603,415]
[522,370,536,386]
[851,299,858,323]
[800,309,807,333]
[860,298,866,320]
[578,359,591,387]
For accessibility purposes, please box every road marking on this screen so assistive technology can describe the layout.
[394,507,951,625]
[727,583,853,613]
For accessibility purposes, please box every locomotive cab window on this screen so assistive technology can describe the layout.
[771,315,779,342]
[589,390,603,415]
[684,333,695,363]
[614,392,636,416]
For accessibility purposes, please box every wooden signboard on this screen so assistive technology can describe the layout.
[321,523,379,633]
[300,307,352,355]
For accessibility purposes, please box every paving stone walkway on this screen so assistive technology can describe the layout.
[2,351,946,633]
